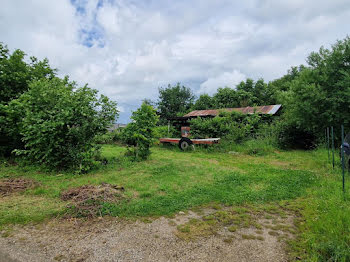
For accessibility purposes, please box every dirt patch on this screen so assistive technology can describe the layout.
[208,159,219,164]
[0,178,37,196]
[60,183,124,217]
[0,205,295,262]
[269,161,297,170]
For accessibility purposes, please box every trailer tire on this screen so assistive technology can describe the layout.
[179,137,193,151]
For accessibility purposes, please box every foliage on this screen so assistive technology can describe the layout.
[213,87,242,108]
[192,94,215,110]
[157,83,195,124]
[211,79,274,109]
[189,111,263,142]
[267,65,305,102]
[122,102,159,160]
[10,78,118,171]
[0,43,56,156]
[153,125,177,139]
[95,129,122,144]
[280,37,350,145]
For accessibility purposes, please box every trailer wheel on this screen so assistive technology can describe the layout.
[179,137,193,151]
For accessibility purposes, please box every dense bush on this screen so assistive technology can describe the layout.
[95,129,123,144]
[0,43,56,156]
[122,102,159,160]
[273,120,317,149]
[278,37,350,146]
[189,111,264,142]
[11,78,118,172]
[153,125,177,139]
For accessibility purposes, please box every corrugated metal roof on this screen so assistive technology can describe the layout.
[183,104,282,117]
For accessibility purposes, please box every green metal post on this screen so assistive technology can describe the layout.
[331,126,335,169]
[327,127,330,161]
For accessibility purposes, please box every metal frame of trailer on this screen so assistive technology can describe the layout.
[159,137,220,150]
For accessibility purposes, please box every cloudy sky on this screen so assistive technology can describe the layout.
[1,0,349,122]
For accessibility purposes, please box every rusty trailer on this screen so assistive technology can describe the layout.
[159,126,220,150]
[159,137,220,150]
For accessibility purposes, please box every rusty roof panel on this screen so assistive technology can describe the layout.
[183,104,281,117]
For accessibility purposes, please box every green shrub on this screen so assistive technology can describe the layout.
[121,102,159,160]
[0,43,56,156]
[95,129,122,144]
[274,120,317,149]
[189,111,263,142]
[153,125,177,139]
[11,78,118,172]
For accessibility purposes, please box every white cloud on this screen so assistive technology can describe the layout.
[1,0,350,122]
[198,70,246,95]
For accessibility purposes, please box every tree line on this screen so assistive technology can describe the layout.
[155,37,350,147]
[1,36,349,170]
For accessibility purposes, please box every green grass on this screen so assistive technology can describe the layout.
[1,144,350,260]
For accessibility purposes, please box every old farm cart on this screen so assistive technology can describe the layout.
[159,126,220,150]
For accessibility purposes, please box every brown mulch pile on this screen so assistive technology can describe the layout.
[60,183,125,217]
[0,178,37,196]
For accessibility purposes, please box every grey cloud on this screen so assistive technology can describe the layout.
[1,0,350,122]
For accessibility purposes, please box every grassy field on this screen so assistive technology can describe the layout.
[1,143,350,260]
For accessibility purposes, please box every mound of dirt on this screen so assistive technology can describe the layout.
[60,183,124,217]
[0,178,36,196]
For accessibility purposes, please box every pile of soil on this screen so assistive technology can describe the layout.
[0,178,36,196]
[60,183,124,217]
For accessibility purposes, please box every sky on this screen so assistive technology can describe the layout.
[1,0,349,123]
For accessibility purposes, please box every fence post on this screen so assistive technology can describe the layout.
[327,127,330,162]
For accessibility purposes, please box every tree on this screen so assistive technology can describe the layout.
[0,43,56,156]
[12,78,118,171]
[213,87,239,108]
[192,94,215,110]
[157,83,195,124]
[280,36,350,146]
[268,65,305,104]
[122,102,159,160]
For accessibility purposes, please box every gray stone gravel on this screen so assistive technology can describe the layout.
[0,211,289,262]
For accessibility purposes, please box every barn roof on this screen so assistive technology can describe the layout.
[183,104,282,117]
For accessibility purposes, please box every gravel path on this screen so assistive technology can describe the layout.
[0,211,290,262]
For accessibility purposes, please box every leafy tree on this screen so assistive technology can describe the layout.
[268,65,305,104]
[11,78,118,171]
[236,78,254,93]
[122,102,159,160]
[0,43,56,155]
[157,83,195,123]
[282,37,350,143]
[213,87,239,108]
[192,94,215,110]
[0,43,56,103]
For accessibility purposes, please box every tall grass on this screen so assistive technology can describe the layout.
[296,173,350,260]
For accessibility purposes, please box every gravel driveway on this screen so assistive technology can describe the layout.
[0,210,291,262]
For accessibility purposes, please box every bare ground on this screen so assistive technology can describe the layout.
[0,208,294,262]
[0,178,37,196]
